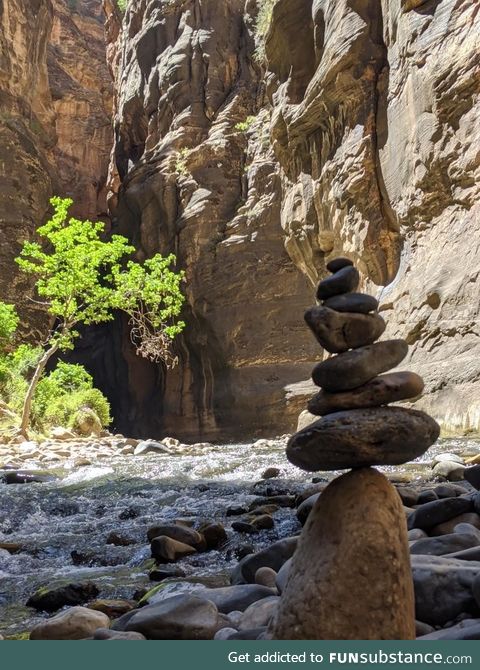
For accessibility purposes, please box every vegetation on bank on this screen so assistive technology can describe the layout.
[0,197,185,437]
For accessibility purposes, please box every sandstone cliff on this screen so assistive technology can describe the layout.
[103,0,318,439]
[264,0,480,433]
[0,0,112,336]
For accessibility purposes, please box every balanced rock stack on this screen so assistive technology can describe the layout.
[270,257,440,640]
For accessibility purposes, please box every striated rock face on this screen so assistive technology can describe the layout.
[0,0,112,335]
[104,0,318,438]
[265,0,480,432]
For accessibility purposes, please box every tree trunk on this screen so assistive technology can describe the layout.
[19,343,59,437]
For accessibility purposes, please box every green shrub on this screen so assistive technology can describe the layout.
[116,0,127,12]
[44,387,111,429]
[0,302,19,350]
[32,362,94,424]
[235,115,257,132]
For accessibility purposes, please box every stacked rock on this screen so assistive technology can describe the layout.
[270,257,440,641]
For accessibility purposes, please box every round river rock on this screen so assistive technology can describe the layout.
[304,306,386,353]
[287,407,440,471]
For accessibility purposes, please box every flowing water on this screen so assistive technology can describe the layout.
[1,436,479,636]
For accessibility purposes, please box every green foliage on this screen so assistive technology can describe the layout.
[33,362,94,423]
[44,388,111,430]
[174,148,191,176]
[16,197,185,360]
[0,302,19,351]
[0,344,42,413]
[235,116,257,133]
[254,0,276,62]
[116,0,127,12]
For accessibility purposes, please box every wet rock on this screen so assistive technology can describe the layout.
[465,465,480,490]
[326,257,353,273]
[147,524,206,550]
[408,497,473,531]
[150,536,197,563]
[93,628,146,640]
[88,599,135,618]
[254,567,277,589]
[106,532,135,546]
[275,558,291,595]
[235,544,255,561]
[417,490,438,505]
[249,504,279,516]
[396,486,419,507]
[415,620,435,637]
[250,514,274,531]
[410,533,480,556]
[287,407,439,471]
[71,550,96,566]
[231,537,298,585]
[316,266,359,300]
[118,507,140,520]
[239,596,279,630]
[232,521,256,534]
[27,582,100,613]
[308,372,424,416]
[261,467,281,479]
[149,566,186,582]
[412,555,480,625]
[198,522,227,550]
[226,505,248,516]
[192,585,277,613]
[324,292,378,314]
[430,512,480,536]
[214,627,238,640]
[312,340,408,392]
[418,620,480,640]
[304,306,386,353]
[121,595,224,639]
[30,606,109,640]
[134,440,171,456]
[296,493,320,525]
[1,470,58,484]
[271,468,415,640]
[0,541,22,554]
[433,460,466,481]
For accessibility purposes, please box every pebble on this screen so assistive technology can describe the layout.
[312,340,409,392]
[305,306,385,353]
[254,567,277,589]
[316,266,359,300]
[308,372,424,415]
[287,407,440,471]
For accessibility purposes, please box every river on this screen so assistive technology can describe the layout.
[1,436,478,636]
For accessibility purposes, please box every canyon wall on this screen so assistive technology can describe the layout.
[264,0,480,432]
[108,0,479,437]
[0,0,112,337]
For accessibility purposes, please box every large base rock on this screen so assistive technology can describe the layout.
[270,468,415,639]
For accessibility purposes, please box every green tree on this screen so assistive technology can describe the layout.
[15,196,185,435]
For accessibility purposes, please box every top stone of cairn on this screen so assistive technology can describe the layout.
[287,258,440,471]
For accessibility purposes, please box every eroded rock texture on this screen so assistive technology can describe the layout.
[265,0,480,432]
[0,0,112,335]
[105,0,317,438]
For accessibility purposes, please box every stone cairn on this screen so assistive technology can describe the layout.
[270,257,440,640]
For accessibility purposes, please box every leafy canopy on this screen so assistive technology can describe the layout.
[0,303,19,351]
[16,197,185,362]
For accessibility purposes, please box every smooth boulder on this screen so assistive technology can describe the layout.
[150,536,197,563]
[287,407,439,471]
[308,372,424,416]
[407,497,472,531]
[122,595,223,639]
[410,532,480,556]
[27,582,99,613]
[304,306,385,353]
[270,468,415,639]
[324,292,378,314]
[312,340,409,392]
[147,524,205,550]
[231,537,298,584]
[30,606,109,640]
[411,555,480,625]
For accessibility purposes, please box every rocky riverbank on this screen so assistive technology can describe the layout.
[1,434,480,639]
